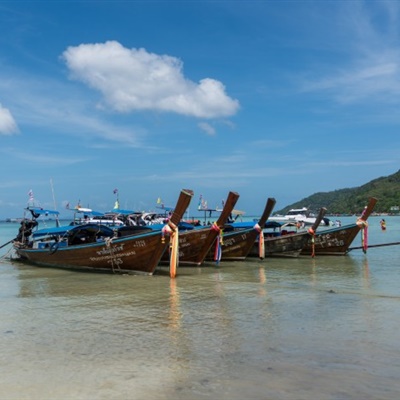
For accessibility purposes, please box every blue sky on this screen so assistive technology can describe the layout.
[1,0,399,219]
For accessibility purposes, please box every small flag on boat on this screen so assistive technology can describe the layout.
[157,197,162,204]
[113,188,118,195]
[28,189,34,201]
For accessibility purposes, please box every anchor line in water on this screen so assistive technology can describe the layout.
[348,241,400,251]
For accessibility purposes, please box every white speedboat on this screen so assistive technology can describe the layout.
[269,207,331,227]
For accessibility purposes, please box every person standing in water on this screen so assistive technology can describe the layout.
[380,219,387,231]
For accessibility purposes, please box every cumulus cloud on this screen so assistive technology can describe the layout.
[62,41,240,118]
[0,104,18,135]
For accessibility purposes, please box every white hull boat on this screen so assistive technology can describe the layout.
[269,207,332,227]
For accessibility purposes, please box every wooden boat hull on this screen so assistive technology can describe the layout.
[162,191,240,266]
[203,197,277,262]
[13,188,194,276]
[14,231,170,275]
[161,228,211,266]
[205,227,259,261]
[249,232,310,258]
[301,224,360,256]
[302,197,377,256]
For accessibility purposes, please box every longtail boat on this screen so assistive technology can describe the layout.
[12,189,194,277]
[160,191,240,266]
[204,197,277,262]
[301,197,377,256]
[248,206,327,258]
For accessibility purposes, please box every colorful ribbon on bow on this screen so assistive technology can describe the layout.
[357,218,369,253]
[253,223,265,259]
[211,222,223,264]
[162,221,179,278]
[307,227,316,258]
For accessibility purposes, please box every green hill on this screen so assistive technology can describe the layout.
[276,169,400,215]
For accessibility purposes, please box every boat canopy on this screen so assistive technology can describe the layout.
[231,209,245,216]
[26,207,60,216]
[228,221,283,230]
[72,207,104,216]
[109,209,137,215]
[32,223,115,239]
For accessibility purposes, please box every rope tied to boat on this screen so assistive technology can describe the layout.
[356,218,369,253]
[253,223,265,259]
[161,220,177,243]
[0,245,15,261]
[104,237,120,273]
[211,221,220,232]
[356,218,368,228]
[212,222,223,264]
[307,227,316,258]
[162,221,179,278]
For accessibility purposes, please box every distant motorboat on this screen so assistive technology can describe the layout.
[68,207,125,227]
[5,218,24,223]
[269,207,332,227]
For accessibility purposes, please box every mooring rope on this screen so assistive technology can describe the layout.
[104,237,120,273]
[0,246,14,262]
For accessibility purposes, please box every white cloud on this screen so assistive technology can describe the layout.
[302,61,400,104]
[299,2,400,105]
[0,103,18,135]
[198,121,216,135]
[0,147,90,166]
[61,41,240,118]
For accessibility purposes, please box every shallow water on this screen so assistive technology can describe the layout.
[0,216,400,399]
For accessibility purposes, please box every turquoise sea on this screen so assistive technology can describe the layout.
[0,216,400,400]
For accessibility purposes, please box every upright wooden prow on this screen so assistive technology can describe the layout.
[195,191,240,264]
[307,207,327,258]
[258,197,277,228]
[309,207,328,233]
[163,189,194,278]
[359,197,378,222]
[215,191,241,228]
[252,197,276,259]
[168,189,194,226]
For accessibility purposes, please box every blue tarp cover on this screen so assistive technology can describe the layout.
[27,207,60,215]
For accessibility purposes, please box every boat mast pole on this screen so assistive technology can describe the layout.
[50,178,60,227]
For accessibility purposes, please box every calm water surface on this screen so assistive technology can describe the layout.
[0,216,399,400]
